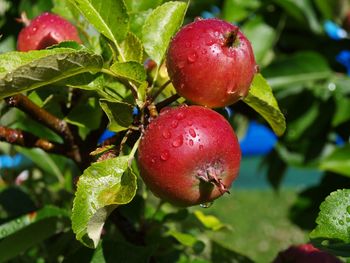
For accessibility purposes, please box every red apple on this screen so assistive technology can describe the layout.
[273,243,341,263]
[17,12,81,52]
[137,105,241,206]
[166,18,257,108]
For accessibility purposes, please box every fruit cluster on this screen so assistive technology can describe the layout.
[16,13,256,207]
[138,18,257,206]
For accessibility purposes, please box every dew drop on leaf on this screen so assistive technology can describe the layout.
[347,206,350,214]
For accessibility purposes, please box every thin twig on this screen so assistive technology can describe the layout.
[150,79,171,102]
[156,93,180,111]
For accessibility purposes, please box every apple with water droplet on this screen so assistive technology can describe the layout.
[17,12,81,52]
[137,105,241,207]
[273,243,341,263]
[166,18,257,108]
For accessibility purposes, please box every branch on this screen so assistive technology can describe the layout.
[5,94,74,143]
[5,94,82,163]
[0,126,67,155]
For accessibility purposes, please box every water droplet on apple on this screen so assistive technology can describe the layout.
[189,139,194,146]
[171,120,178,128]
[162,130,171,139]
[160,151,170,161]
[187,120,193,126]
[206,39,214,46]
[151,157,157,164]
[201,49,207,54]
[176,112,185,120]
[172,135,183,148]
[199,145,204,150]
[200,202,213,208]
[187,52,197,63]
[178,61,185,69]
[194,16,203,22]
[189,128,196,138]
[32,26,37,32]
[185,41,191,48]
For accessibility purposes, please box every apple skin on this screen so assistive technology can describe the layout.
[273,243,341,263]
[166,18,257,108]
[137,105,241,207]
[17,12,81,52]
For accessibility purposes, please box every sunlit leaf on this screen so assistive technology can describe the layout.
[310,189,350,257]
[142,1,187,65]
[243,74,286,136]
[0,49,103,99]
[71,156,137,248]
[68,0,129,47]
[320,145,350,177]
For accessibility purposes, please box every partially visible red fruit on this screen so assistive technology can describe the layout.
[17,12,81,52]
[166,18,257,108]
[273,243,341,263]
[137,105,241,207]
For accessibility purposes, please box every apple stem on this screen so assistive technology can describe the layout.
[16,12,31,27]
[223,28,240,48]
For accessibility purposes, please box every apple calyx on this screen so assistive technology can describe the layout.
[223,28,240,48]
[196,163,230,194]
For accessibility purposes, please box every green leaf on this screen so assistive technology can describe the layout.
[0,49,103,99]
[71,156,137,248]
[211,240,254,263]
[243,74,286,136]
[129,10,152,40]
[110,61,146,83]
[125,0,163,12]
[333,97,350,127]
[52,0,80,22]
[142,1,187,65]
[99,100,134,132]
[92,240,156,263]
[167,230,198,247]
[68,0,129,49]
[263,52,332,89]
[15,147,65,184]
[65,96,103,139]
[222,0,261,22]
[120,32,143,63]
[193,210,225,231]
[319,145,350,177]
[242,17,276,66]
[310,189,350,257]
[0,206,69,262]
[273,0,321,33]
